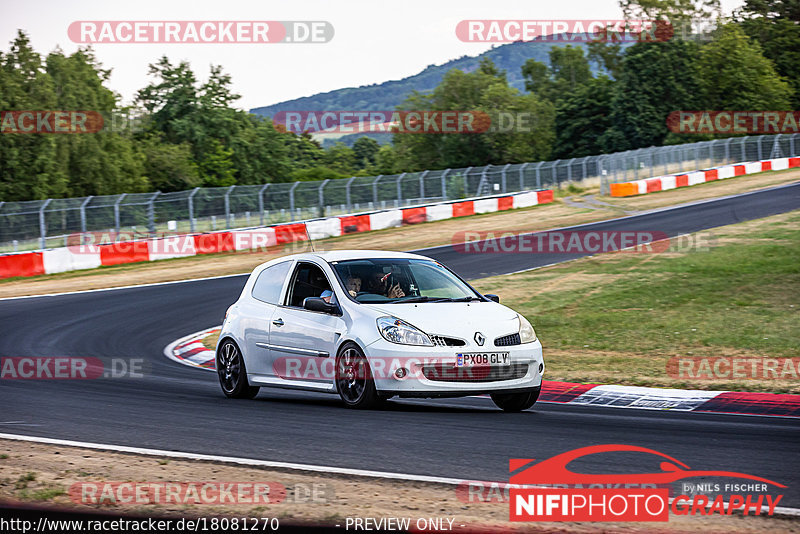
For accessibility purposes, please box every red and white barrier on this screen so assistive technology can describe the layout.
[610,157,800,197]
[0,189,555,280]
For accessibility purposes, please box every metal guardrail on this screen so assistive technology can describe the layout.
[1,133,797,253]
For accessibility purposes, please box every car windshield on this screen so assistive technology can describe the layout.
[330,258,482,304]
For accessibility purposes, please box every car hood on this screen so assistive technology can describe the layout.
[362,301,521,340]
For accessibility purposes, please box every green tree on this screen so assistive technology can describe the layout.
[0,31,64,201]
[322,142,357,175]
[522,45,593,102]
[198,140,235,187]
[352,136,380,169]
[554,76,616,158]
[619,0,722,24]
[586,41,625,79]
[601,40,702,152]
[696,23,792,110]
[139,136,200,192]
[736,0,800,106]
[393,58,554,170]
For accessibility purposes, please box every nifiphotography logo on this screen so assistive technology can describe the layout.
[508,444,785,522]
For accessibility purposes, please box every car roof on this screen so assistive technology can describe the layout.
[254,250,432,272]
[301,250,431,262]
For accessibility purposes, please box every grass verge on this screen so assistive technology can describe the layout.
[471,210,800,393]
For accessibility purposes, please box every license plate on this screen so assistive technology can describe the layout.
[456,352,510,367]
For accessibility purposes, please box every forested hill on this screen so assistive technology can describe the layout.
[250,38,597,117]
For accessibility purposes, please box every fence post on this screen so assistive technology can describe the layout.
[79,196,93,242]
[535,161,544,189]
[419,170,428,200]
[791,133,797,156]
[146,192,160,237]
[345,176,356,209]
[258,184,269,226]
[552,160,562,187]
[114,193,127,238]
[581,158,588,181]
[566,158,575,182]
[519,163,529,191]
[770,134,782,158]
[396,173,406,205]
[500,163,510,192]
[372,175,382,204]
[319,179,331,216]
[724,138,732,163]
[223,186,235,229]
[463,167,472,197]
[39,199,52,250]
[186,188,199,232]
[441,169,450,200]
[289,182,299,214]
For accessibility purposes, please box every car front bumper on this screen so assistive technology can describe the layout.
[362,337,544,397]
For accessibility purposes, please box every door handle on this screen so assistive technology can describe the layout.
[272,318,284,327]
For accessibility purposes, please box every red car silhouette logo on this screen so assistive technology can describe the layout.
[509,444,785,487]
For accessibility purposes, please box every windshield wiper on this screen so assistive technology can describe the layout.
[440,296,483,302]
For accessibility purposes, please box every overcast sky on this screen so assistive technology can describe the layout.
[2,0,745,111]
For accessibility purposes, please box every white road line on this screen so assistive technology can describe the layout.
[0,432,797,517]
[0,432,466,485]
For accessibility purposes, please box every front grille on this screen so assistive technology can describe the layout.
[421,363,528,382]
[494,333,521,346]
[430,335,466,347]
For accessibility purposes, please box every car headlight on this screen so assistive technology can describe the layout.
[377,317,433,346]
[518,314,537,343]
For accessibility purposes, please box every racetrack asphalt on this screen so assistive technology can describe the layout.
[1,182,799,505]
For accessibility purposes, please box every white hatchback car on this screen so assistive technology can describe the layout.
[216,250,544,410]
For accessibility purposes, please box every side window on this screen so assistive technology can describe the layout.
[252,261,292,304]
[286,263,332,308]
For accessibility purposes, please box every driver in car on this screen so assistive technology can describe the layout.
[365,271,405,299]
[346,272,405,299]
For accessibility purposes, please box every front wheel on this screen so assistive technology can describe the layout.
[491,386,540,412]
[335,342,381,409]
[217,339,260,399]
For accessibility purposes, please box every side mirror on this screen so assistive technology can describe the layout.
[484,294,500,303]
[303,297,339,314]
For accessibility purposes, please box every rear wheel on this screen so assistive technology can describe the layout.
[491,386,540,412]
[217,339,260,399]
[335,342,381,409]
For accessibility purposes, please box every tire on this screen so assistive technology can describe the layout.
[217,339,260,399]
[491,386,540,412]
[335,342,381,409]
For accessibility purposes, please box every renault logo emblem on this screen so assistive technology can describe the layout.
[474,332,485,346]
